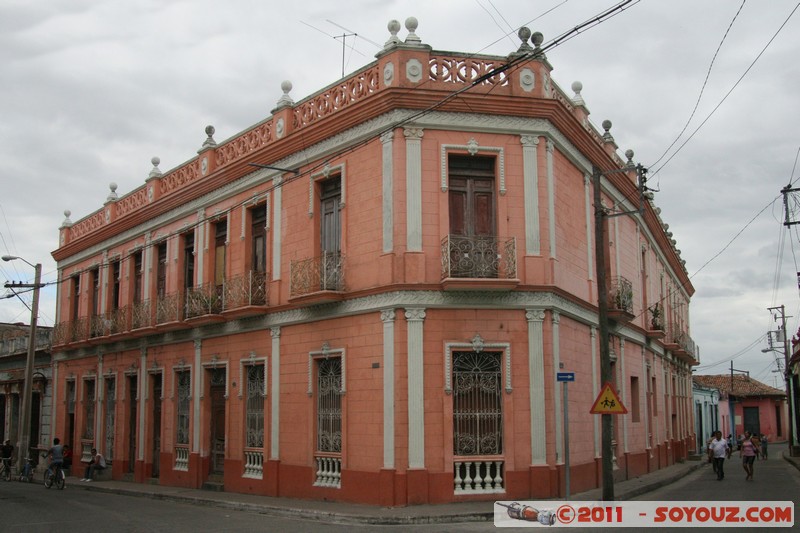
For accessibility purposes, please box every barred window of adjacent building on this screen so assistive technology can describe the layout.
[245,365,265,448]
[83,380,96,440]
[316,357,342,453]
[176,370,191,445]
[105,377,116,461]
[452,351,503,456]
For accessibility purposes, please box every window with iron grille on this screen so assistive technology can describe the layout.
[176,370,191,445]
[83,380,96,440]
[245,365,265,448]
[452,351,502,456]
[316,357,342,453]
[105,377,115,461]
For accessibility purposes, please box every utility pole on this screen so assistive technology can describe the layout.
[592,166,614,501]
[2,256,42,474]
[592,158,649,501]
[768,305,795,454]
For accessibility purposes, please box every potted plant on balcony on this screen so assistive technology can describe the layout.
[647,303,664,331]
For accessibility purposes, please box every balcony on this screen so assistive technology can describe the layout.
[645,303,665,340]
[607,276,634,323]
[289,252,345,304]
[222,270,268,318]
[667,328,699,365]
[185,283,225,324]
[440,235,518,291]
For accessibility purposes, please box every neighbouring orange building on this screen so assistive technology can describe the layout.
[49,19,698,505]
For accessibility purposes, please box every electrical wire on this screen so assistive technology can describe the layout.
[648,0,746,170]
[650,2,800,178]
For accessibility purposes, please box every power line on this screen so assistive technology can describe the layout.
[650,2,800,178]
[648,0,746,170]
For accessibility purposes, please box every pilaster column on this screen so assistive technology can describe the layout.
[591,327,600,457]
[140,347,148,460]
[546,140,556,259]
[405,307,426,468]
[381,309,396,468]
[381,131,394,253]
[584,174,594,280]
[404,128,423,252]
[620,338,628,453]
[96,353,104,451]
[272,177,283,280]
[270,327,281,460]
[551,309,562,462]
[526,309,546,464]
[521,135,540,255]
[195,210,205,285]
[192,339,201,452]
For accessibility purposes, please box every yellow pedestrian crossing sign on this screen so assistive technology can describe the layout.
[590,382,627,414]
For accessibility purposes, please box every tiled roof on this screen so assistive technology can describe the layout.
[693,374,785,399]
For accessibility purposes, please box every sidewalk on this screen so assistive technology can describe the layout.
[63,460,706,525]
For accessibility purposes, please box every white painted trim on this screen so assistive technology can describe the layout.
[381,309,396,469]
[521,135,540,255]
[443,339,512,395]
[440,141,506,195]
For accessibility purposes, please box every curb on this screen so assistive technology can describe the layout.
[66,464,702,526]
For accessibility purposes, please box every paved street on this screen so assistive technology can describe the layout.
[0,454,797,532]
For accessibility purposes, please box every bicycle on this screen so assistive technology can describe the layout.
[43,462,65,489]
[0,458,11,482]
[18,455,34,483]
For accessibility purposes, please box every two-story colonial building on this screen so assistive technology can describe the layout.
[49,19,698,505]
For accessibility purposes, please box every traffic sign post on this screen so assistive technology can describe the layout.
[557,372,575,498]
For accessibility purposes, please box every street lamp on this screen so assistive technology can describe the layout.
[2,255,42,474]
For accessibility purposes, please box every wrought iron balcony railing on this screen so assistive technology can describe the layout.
[223,270,268,309]
[441,235,516,280]
[186,282,224,318]
[131,300,153,330]
[155,292,184,324]
[290,252,345,297]
[608,276,633,314]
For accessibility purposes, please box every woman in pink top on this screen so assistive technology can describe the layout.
[740,431,760,480]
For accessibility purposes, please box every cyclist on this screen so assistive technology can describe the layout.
[0,440,13,478]
[45,438,65,477]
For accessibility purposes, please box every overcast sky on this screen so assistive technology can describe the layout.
[1,0,798,386]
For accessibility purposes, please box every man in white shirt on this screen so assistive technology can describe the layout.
[81,448,107,481]
[708,430,731,481]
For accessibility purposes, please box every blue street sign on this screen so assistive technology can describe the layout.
[557,372,575,382]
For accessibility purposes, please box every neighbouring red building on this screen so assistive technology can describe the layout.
[694,374,787,444]
[48,18,698,505]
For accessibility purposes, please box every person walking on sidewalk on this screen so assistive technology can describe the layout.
[709,431,730,480]
[740,432,760,480]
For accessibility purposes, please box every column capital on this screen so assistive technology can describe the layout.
[520,134,540,147]
[404,308,426,322]
[381,309,396,323]
[525,309,545,323]
[271,326,281,339]
[403,127,424,140]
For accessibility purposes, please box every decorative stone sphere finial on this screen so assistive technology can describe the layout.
[532,31,544,48]
[275,80,294,109]
[571,81,585,106]
[385,19,402,47]
[625,149,635,165]
[64,209,71,219]
[513,26,534,55]
[62,209,73,227]
[107,182,118,202]
[201,125,217,149]
[404,16,421,44]
[149,156,163,179]
[602,119,615,143]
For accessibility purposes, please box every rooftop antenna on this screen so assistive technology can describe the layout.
[300,21,365,78]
